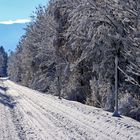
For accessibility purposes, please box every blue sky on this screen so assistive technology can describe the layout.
[0,0,48,53]
[0,0,48,21]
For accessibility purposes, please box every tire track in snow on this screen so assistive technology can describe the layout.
[0,89,19,140]
[3,80,140,140]
[6,81,115,140]
[9,87,92,140]
[9,85,130,140]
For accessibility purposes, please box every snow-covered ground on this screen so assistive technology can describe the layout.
[0,79,140,140]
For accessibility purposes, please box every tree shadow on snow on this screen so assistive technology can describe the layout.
[0,86,8,91]
[0,86,16,109]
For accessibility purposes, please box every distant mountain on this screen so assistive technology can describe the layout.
[0,23,27,52]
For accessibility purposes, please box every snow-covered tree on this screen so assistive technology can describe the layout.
[7,0,140,121]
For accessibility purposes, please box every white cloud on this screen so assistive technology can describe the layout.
[0,19,31,24]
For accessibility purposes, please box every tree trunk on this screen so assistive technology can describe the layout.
[57,76,61,99]
[113,54,120,117]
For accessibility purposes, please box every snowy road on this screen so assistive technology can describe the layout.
[0,79,140,140]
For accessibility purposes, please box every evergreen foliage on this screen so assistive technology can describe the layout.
[0,46,8,77]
